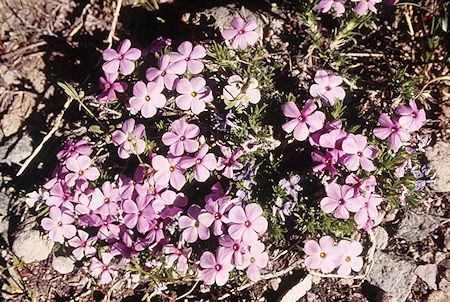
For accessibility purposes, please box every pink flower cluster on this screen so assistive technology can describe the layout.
[315,0,391,16]
[304,236,363,276]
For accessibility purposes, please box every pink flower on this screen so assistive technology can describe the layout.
[395,158,412,178]
[178,204,213,243]
[179,144,217,182]
[396,99,426,132]
[282,100,326,141]
[345,174,377,194]
[175,77,213,114]
[373,113,410,151]
[151,155,186,190]
[65,155,100,187]
[145,54,178,90]
[216,146,244,179]
[223,75,261,108]
[354,191,382,230]
[335,240,363,276]
[57,139,91,160]
[309,119,343,147]
[219,235,248,266]
[354,0,382,15]
[142,36,171,55]
[316,0,346,17]
[159,190,188,219]
[41,207,76,243]
[222,17,258,50]
[312,150,340,175]
[320,183,364,219]
[341,134,378,171]
[162,119,200,156]
[201,198,231,236]
[90,253,119,284]
[168,41,206,75]
[129,81,166,118]
[200,247,234,286]
[304,236,340,273]
[318,128,348,149]
[45,182,72,208]
[309,70,346,106]
[163,241,192,272]
[68,230,97,260]
[228,203,268,244]
[122,195,156,233]
[91,181,119,216]
[98,72,127,103]
[236,240,268,281]
[111,118,146,159]
[384,0,399,5]
[102,39,141,75]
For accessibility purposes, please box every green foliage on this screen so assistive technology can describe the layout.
[390,65,422,100]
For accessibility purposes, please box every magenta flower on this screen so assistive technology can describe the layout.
[345,174,377,195]
[200,247,234,286]
[236,240,268,282]
[309,119,343,147]
[90,253,119,284]
[218,235,248,266]
[163,241,192,272]
[354,0,382,15]
[96,215,120,241]
[168,41,206,75]
[151,155,186,190]
[129,81,166,118]
[354,191,382,230]
[178,204,213,243]
[145,220,165,244]
[142,36,171,56]
[162,119,200,156]
[216,146,244,179]
[57,139,91,160]
[222,17,258,50]
[304,236,340,273]
[335,240,363,276]
[45,182,72,208]
[396,99,426,132]
[309,70,346,106]
[175,77,213,114]
[145,54,178,90]
[384,0,399,5]
[282,100,325,141]
[98,72,127,103]
[41,207,76,243]
[64,155,100,187]
[320,183,364,219]
[222,75,261,108]
[102,39,141,75]
[373,113,411,151]
[179,144,217,182]
[159,190,188,219]
[68,230,97,260]
[312,150,340,175]
[201,198,231,236]
[122,195,156,233]
[341,134,378,172]
[91,181,119,216]
[111,118,146,159]
[316,0,346,17]
[228,203,268,244]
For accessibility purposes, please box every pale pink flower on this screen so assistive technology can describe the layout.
[353,0,382,15]
[151,155,186,190]
[312,150,340,175]
[354,191,382,231]
[65,155,100,187]
[201,198,231,236]
[309,70,346,106]
[216,146,244,179]
[41,207,76,243]
[396,99,426,132]
[162,119,200,156]
[122,195,156,233]
[175,77,213,114]
[145,54,178,90]
[179,144,217,182]
[219,235,248,266]
[320,183,364,219]
[168,41,206,75]
[178,204,213,243]
[57,139,91,160]
[236,240,268,281]
[335,240,363,276]
[159,190,188,219]
[200,247,234,286]
[309,119,343,147]
[316,0,346,17]
[164,241,192,272]
[98,72,127,103]
[304,236,340,273]
[373,113,410,151]
[341,134,378,172]
[222,17,258,50]
[228,203,268,244]
[282,100,325,141]
[223,75,261,108]
[395,158,412,178]
[102,39,141,75]
[68,230,97,260]
[111,118,146,159]
[129,81,166,118]
[91,181,119,216]
[90,253,119,284]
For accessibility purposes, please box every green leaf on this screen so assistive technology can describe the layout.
[57,81,79,99]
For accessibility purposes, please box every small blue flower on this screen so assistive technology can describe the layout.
[411,164,435,191]
[214,111,236,132]
[272,197,294,222]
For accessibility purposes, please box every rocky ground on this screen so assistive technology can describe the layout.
[0,0,449,301]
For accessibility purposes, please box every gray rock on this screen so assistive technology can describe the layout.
[12,230,53,263]
[7,134,33,164]
[438,278,450,294]
[420,251,434,263]
[415,264,438,290]
[435,252,446,264]
[52,256,74,274]
[425,141,450,192]
[368,250,417,302]
[444,228,450,250]
[376,292,398,302]
[393,210,444,242]
[426,291,450,302]
[0,192,10,244]
[373,226,389,250]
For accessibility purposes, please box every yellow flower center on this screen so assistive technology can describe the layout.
[145,96,150,101]
[244,220,250,227]
[320,252,326,258]
[345,256,351,262]
[169,166,174,172]
[195,159,201,164]
[191,92,197,97]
